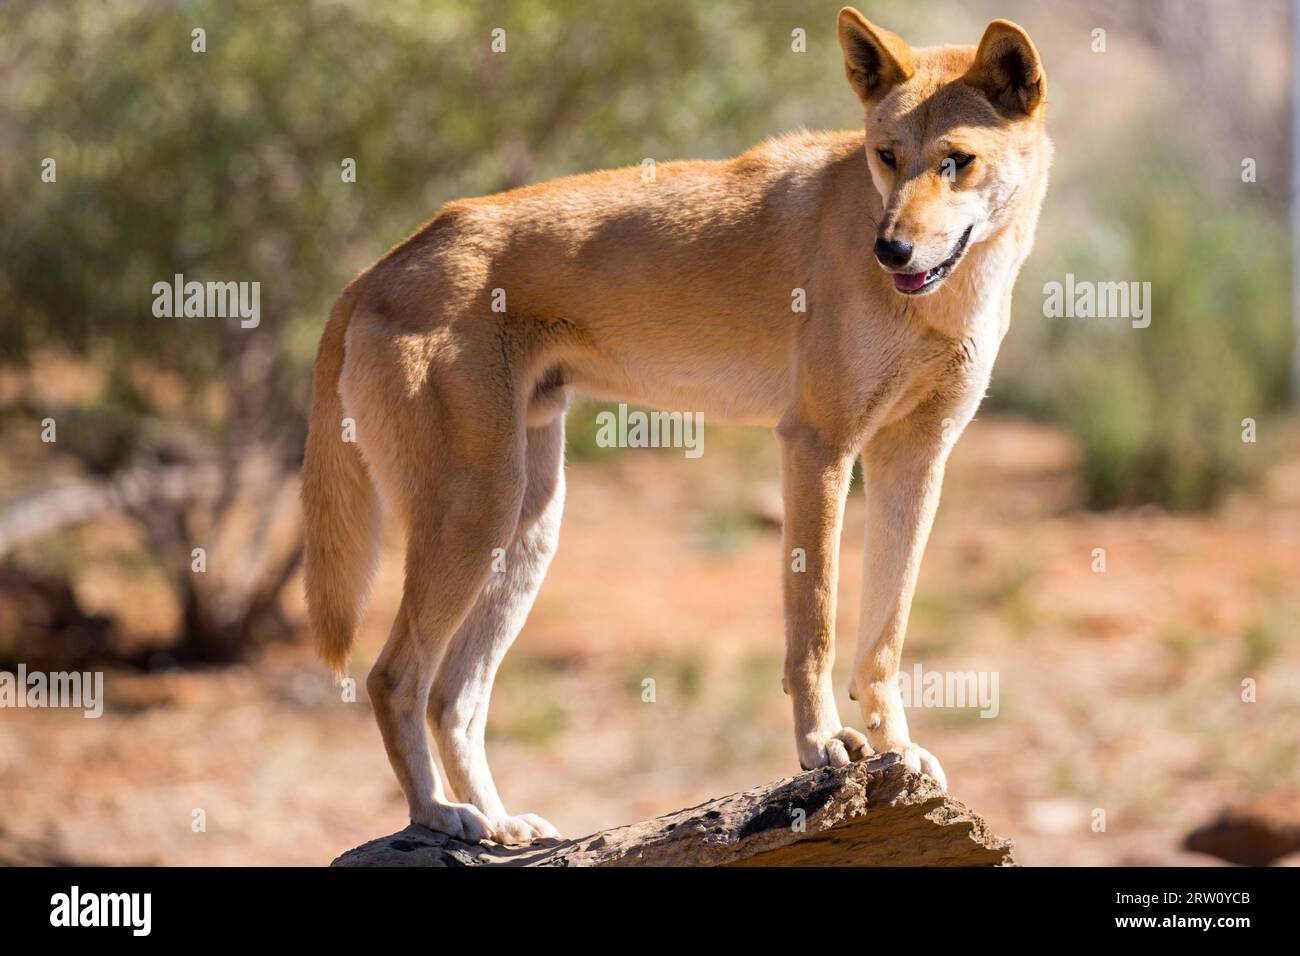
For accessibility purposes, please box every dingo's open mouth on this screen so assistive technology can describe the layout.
[891,225,973,295]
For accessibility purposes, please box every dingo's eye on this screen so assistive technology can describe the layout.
[949,152,975,171]
[876,149,896,169]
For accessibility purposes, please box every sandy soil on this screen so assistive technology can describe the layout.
[1,414,1297,866]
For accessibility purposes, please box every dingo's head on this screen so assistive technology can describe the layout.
[837,8,1048,296]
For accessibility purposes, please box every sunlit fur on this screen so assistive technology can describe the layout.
[301,7,1052,842]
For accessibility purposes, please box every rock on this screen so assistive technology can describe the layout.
[1184,791,1300,866]
[331,752,1016,867]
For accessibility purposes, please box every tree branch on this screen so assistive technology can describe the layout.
[331,754,1016,867]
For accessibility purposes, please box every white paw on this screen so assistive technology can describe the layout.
[798,726,871,770]
[896,743,948,791]
[413,800,493,842]
[488,812,562,845]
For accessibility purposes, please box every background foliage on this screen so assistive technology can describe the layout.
[0,0,1294,661]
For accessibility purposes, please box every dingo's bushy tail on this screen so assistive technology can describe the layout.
[301,280,379,676]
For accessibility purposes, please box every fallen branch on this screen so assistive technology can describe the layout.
[0,463,220,557]
[331,752,1016,867]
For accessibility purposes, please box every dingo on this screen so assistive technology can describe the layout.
[302,8,1051,844]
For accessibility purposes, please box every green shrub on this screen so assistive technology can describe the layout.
[1055,194,1289,510]
[998,179,1291,512]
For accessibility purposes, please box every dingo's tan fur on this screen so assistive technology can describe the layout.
[302,9,1051,843]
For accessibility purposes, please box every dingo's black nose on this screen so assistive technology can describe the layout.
[874,236,913,269]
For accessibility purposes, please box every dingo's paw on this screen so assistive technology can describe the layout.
[488,812,561,845]
[798,726,871,770]
[896,743,948,791]
[413,800,493,843]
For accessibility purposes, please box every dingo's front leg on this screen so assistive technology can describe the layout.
[850,410,954,790]
[777,417,869,770]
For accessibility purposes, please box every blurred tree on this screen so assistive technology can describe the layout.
[0,0,856,661]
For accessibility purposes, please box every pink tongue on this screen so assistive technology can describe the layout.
[893,271,929,292]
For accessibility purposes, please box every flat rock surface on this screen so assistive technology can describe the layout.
[331,752,1016,867]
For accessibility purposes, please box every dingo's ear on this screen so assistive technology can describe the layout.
[963,19,1046,115]
[837,7,914,105]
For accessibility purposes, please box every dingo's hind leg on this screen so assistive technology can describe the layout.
[366,594,491,839]
[431,412,565,845]
[350,316,529,841]
[367,449,527,838]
